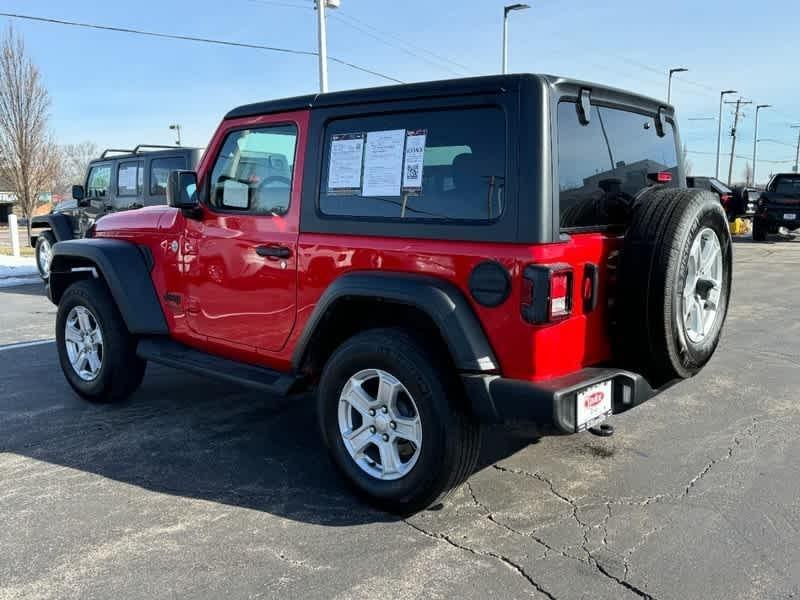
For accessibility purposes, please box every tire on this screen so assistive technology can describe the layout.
[752,218,767,242]
[35,230,56,281]
[317,328,480,515]
[617,187,732,385]
[56,279,146,403]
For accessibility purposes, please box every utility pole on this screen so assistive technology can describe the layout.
[751,105,770,185]
[725,98,752,186]
[315,0,340,93]
[667,67,688,104]
[792,125,800,173]
[716,90,737,179]
[502,4,530,74]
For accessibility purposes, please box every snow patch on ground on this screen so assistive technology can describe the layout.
[0,255,38,286]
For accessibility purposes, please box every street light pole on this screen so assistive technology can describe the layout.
[751,105,771,185]
[667,67,688,104]
[169,123,182,146]
[716,90,737,179]
[315,0,340,93]
[792,125,800,173]
[502,3,530,74]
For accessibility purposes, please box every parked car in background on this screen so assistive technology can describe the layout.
[753,173,800,241]
[687,176,735,220]
[731,186,761,218]
[46,74,732,514]
[30,145,202,280]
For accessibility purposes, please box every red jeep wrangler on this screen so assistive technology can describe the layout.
[48,75,732,513]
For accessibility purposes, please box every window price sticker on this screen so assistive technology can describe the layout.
[327,132,365,193]
[402,129,426,192]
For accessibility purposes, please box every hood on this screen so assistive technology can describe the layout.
[53,199,78,213]
[95,206,182,235]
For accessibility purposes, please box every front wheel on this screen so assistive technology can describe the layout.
[35,231,56,281]
[317,328,480,514]
[56,279,146,403]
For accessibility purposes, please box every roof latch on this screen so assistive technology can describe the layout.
[577,88,591,125]
[655,106,666,138]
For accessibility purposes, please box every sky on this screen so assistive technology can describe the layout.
[3,0,798,185]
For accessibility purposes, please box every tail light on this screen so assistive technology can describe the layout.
[720,193,731,207]
[647,171,673,184]
[521,264,573,324]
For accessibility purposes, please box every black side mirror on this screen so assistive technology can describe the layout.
[72,184,87,206]
[167,170,199,210]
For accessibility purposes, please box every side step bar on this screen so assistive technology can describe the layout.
[137,338,301,396]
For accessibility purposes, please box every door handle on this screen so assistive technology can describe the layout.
[256,245,291,259]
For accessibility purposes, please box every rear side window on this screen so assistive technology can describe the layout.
[319,107,506,221]
[150,157,187,196]
[117,161,142,196]
[86,164,111,198]
[557,102,678,229]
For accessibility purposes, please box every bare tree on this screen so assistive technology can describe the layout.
[0,27,60,238]
[56,141,98,196]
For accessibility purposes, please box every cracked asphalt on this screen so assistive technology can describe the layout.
[1,236,799,600]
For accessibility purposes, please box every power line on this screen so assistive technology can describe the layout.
[0,11,404,84]
[330,11,473,75]
[685,150,793,164]
[328,13,467,77]
[245,0,469,78]
[758,138,795,148]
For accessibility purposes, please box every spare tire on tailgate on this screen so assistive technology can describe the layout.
[617,187,732,385]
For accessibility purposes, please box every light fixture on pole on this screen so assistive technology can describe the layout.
[169,123,182,146]
[667,67,688,104]
[502,3,530,74]
[315,0,340,93]
[716,90,737,179]
[751,104,771,185]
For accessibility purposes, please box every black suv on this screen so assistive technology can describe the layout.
[753,173,800,241]
[31,145,201,280]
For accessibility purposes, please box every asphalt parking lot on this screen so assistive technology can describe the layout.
[1,236,799,600]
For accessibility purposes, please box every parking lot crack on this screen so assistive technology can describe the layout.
[682,417,758,499]
[403,519,557,599]
[591,557,656,600]
[492,465,659,598]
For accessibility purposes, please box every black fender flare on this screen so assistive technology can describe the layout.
[291,271,499,373]
[49,238,168,335]
[30,214,74,247]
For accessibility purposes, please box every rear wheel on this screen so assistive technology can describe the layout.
[317,328,480,514]
[56,279,146,403]
[618,188,732,384]
[35,231,56,281]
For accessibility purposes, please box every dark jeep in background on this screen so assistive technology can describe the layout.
[31,145,201,280]
[753,173,800,241]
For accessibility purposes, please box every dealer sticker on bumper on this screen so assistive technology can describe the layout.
[576,380,613,431]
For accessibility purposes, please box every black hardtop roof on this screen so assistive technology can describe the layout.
[225,73,672,120]
[90,145,201,164]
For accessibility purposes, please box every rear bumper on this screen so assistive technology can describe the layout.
[462,368,669,432]
[756,209,800,230]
